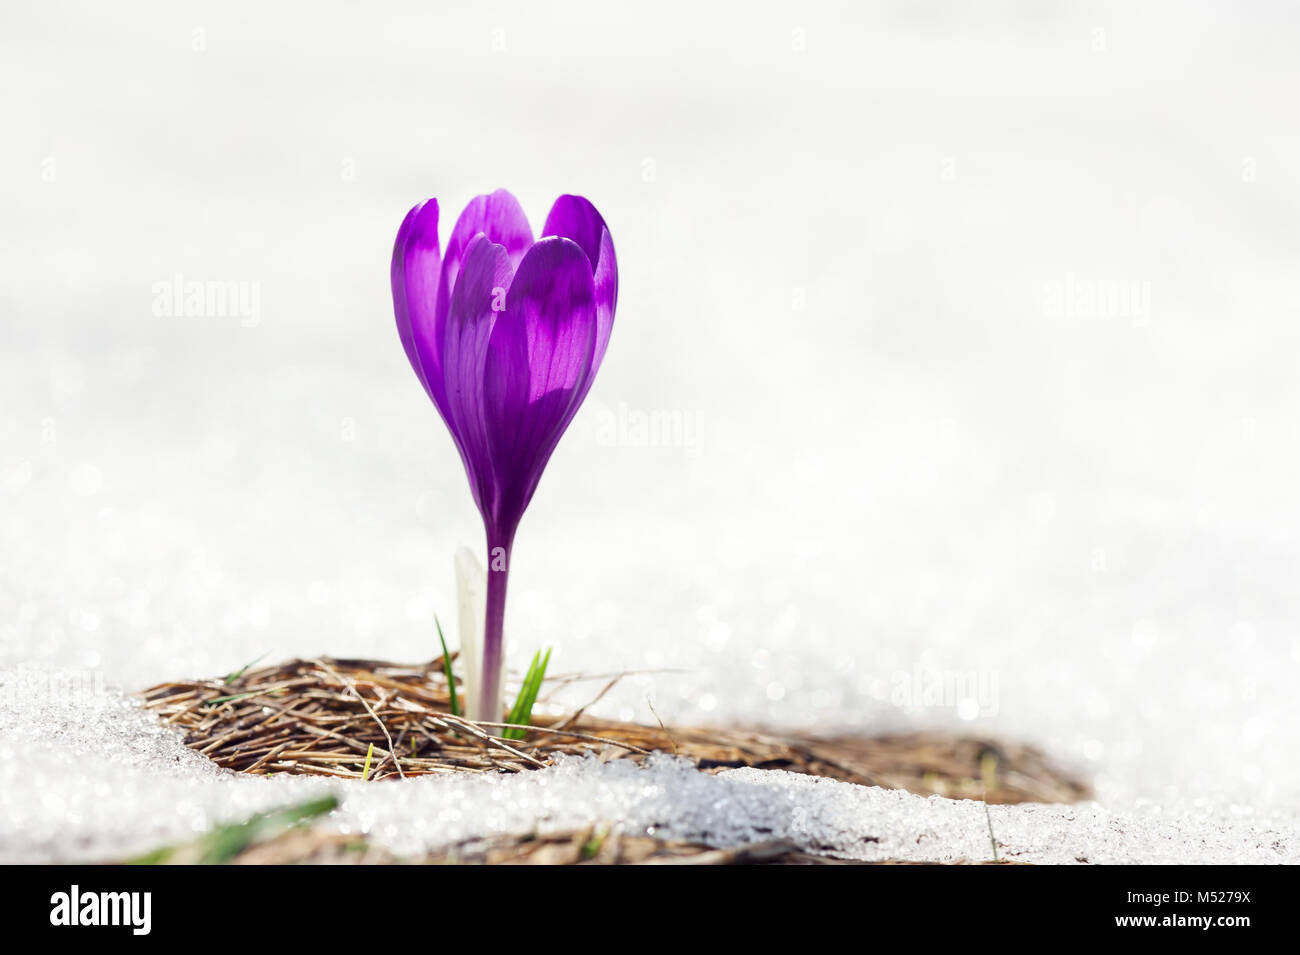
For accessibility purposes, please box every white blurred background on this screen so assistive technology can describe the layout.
[3,1,1299,810]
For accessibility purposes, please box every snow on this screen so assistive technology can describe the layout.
[2,681,1294,864]
[2,1,1299,863]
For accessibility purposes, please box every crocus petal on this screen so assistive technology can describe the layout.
[391,199,448,416]
[542,194,618,381]
[441,234,514,512]
[436,189,533,333]
[542,195,607,272]
[480,236,598,535]
[590,226,618,372]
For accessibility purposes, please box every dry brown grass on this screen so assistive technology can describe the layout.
[222,824,1025,865]
[139,655,1088,804]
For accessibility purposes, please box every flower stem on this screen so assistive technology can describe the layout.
[476,532,513,723]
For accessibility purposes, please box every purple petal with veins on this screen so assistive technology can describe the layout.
[390,189,618,722]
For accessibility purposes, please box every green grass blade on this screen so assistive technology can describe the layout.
[223,652,268,685]
[435,615,460,717]
[194,796,340,864]
[504,650,540,733]
[127,795,339,865]
[503,647,551,740]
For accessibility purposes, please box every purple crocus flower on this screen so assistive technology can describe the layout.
[391,189,617,721]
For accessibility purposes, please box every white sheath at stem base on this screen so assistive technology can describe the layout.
[454,547,486,721]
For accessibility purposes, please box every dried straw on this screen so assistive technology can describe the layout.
[138,656,1089,804]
